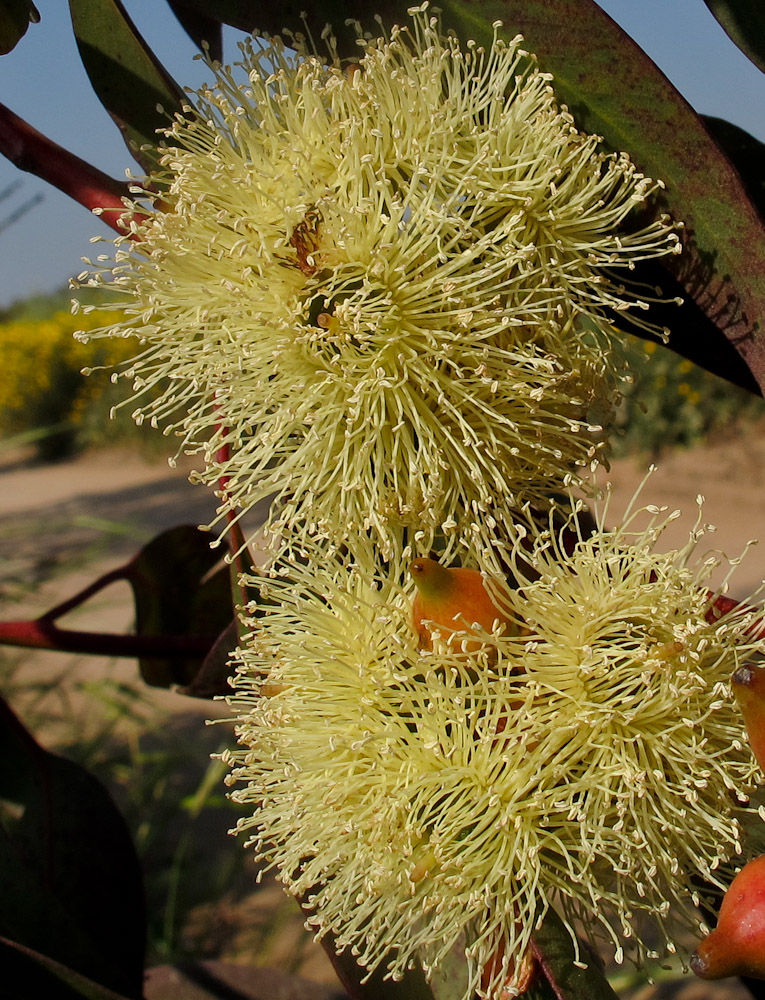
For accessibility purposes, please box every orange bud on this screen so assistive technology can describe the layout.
[410,558,511,651]
[732,664,765,771]
[692,855,765,980]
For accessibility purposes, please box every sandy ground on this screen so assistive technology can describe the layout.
[601,429,765,600]
[2,433,765,999]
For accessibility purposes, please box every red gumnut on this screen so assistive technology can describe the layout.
[732,664,765,772]
[691,855,765,980]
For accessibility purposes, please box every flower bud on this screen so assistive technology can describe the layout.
[692,855,765,980]
[410,557,511,651]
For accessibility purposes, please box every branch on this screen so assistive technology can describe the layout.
[0,554,217,659]
[0,618,213,658]
[0,101,147,234]
[214,407,256,603]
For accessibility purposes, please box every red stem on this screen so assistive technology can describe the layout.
[0,618,213,658]
[38,565,131,623]
[0,101,148,234]
[0,560,215,659]
[215,415,255,598]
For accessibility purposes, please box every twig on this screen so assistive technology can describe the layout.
[38,565,130,624]
[0,618,212,658]
[0,557,215,659]
[0,101,147,234]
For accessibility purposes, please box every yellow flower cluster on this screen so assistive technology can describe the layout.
[82,7,679,557]
[0,308,133,434]
[230,495,762,997]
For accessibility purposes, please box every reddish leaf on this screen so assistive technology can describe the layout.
[128,525,234,688]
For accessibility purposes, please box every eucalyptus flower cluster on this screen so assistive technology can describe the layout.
[228,498,762,998]
[80,5,765,998]
[81,5,680,556]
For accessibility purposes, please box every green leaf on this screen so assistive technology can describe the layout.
[703,0,765,76]
[128,524,234,688]
[166,0,222,62]
[530,908,620,1000]
[68,0,186,172]
[0,0,38,55]
[0,696,145,998]
[0,936,138,1000]
[703,115,765,222]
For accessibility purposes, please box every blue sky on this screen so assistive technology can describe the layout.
[0,0,764,308]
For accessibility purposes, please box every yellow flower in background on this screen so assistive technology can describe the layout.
[228,493,762,999]
[81,6,679,556]
[0,309,133,430]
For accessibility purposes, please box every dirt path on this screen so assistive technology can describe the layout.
[603,426,765,599]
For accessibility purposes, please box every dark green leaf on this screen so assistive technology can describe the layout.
[0,696,145,998]
[68,0,186,172]
[530,908,619,1000]
[0,936,138,1000]
[0,0,39,55]
[618,259,760,394]
[158,0,259,33]
[167,0,222,62]
[129,524,234,688]
[703,115,765,222]
[703,0,765,76]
